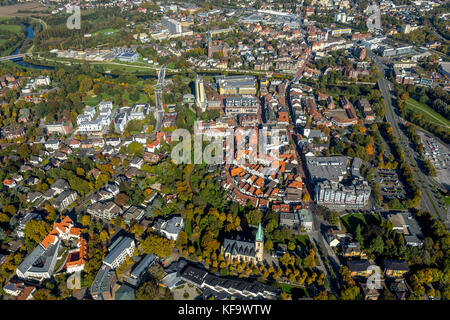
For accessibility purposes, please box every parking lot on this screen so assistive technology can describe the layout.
[418,131,450,189]
[375,169,406,199]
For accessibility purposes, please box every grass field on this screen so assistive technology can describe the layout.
[83,95,101,106]
[340,213,380,234]
[444,195,450,207]
[295,234,310,247]
[0,23,23,33]
[405,98,450,129]
[84,91,148,106]
[94,28,118,36]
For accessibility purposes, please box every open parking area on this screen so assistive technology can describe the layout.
[418,131,450,190]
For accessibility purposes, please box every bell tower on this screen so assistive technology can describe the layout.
[255,223,264,262]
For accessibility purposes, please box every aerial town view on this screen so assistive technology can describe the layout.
[0,0,449,308]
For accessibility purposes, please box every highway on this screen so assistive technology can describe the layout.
[369,50,448,225]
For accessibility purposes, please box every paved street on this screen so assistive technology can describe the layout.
[369,51,448,226]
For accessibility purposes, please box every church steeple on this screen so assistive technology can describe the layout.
[254,223,264,263]
[255,223,264,242]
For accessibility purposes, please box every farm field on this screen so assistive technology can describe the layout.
[0,2,50,17]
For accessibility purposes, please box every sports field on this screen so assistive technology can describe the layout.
[405,98,450,129]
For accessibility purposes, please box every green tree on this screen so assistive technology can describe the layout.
[355,224,364,246]
[141,233,174,257]
[136,280,158,300]
[370,235,384,255]
[24,220,52,246]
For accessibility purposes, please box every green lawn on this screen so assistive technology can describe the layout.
[340,213,380,234]
[0,24,22,33]
[94,28,118,36]
[444,195,450,207]
[294,234,310,247]
[166,62,176,69]
[278,283,309,298]
[83,95,101,106]
[405,98,450,129]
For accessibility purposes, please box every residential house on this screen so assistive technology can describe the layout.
[324,227,350,247]
[387,211,423,247]
[130,157,144,169]
[53,190,77,210]
[389,279,409,300]
[16,212,41,238]
[360,282,381,300]
[153,216,184,241]
[3,178,16,189]
[87,201,123,220]
[44,139,60,151]
[3,280,36,300]
[347,260,372,278]
[384,260,410,279]
[123,206,146,225]
[342,242,366,258]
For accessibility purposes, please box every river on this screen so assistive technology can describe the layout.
[11,23,55,70]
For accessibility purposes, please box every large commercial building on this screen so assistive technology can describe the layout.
[215,75,257,95]
[314,179,371,207]
[306,156,371,208]
[305,156,349,183]
[161,16,182,34]
[381,46,413,57]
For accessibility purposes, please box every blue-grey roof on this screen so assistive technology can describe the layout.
[17,239,60,277]
[103,236,134,267]
[164,216,183,235]
[90,265,115,299]
[222,238,255,257]
[160,272,184,290]
[130,254,157,280]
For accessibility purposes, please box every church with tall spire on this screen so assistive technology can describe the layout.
[221,223,264,264]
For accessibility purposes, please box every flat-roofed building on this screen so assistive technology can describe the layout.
[305,156,349,183]
[387,212,423,247]
[103,236,135,269]
[215,75,257,95]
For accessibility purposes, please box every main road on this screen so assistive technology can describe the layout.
[369,50,448,225]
